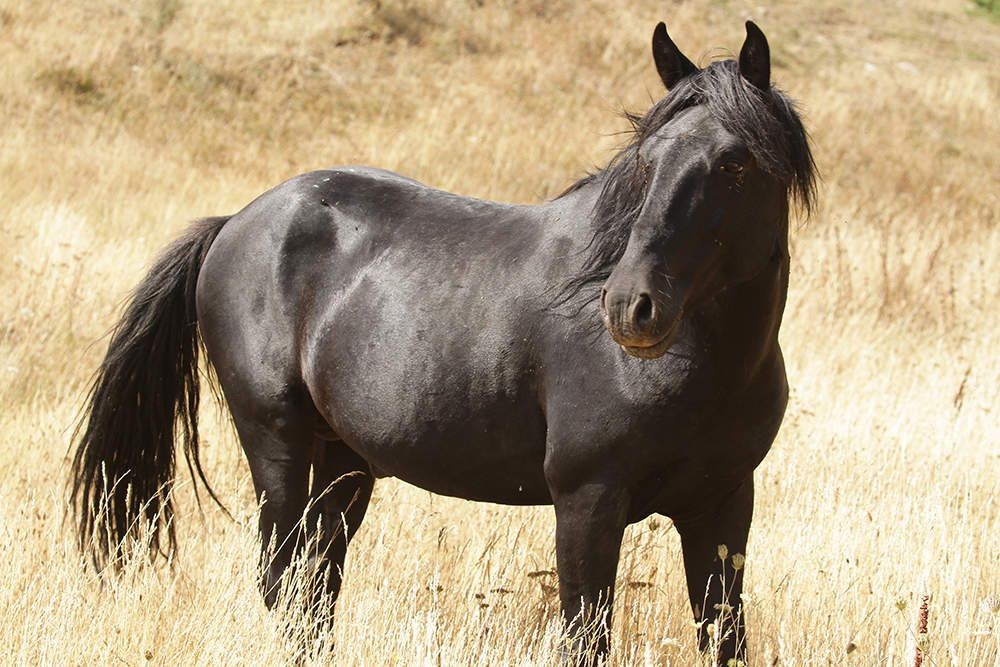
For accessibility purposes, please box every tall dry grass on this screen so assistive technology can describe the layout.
[0,0,998,664]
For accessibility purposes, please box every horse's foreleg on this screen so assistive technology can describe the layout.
[302,440,374,617]
[674,476,754,665]
[550,478,630,665]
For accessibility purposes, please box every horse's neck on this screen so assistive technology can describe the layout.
[700,246,789,383]
[539,177,603,238]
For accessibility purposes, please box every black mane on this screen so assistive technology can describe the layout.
[556,60,817,304]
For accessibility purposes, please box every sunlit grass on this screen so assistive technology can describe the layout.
[0,0,997,664]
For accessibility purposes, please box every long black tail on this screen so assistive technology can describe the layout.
[71,215,230,569]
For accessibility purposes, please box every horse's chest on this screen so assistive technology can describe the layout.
[631,357,788,518]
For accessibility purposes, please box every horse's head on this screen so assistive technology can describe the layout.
[599,22,814,359]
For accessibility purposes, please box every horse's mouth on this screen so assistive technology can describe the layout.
[618,314,682,359]
[621,331,674,359]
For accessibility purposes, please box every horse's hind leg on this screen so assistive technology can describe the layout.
[229,396,314,609]
[231,395,373,615]
[301,437,374,614]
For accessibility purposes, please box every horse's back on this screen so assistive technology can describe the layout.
[198,165,543,341]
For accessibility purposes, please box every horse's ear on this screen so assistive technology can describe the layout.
[738,21,770,90]
[652,22,698,90]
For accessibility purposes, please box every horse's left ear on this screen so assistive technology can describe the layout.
[738,21,770,90]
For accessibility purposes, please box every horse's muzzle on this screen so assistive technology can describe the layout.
[600,288,681,359]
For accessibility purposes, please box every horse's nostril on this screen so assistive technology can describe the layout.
[600,288,608,311]
[632,293,654,328]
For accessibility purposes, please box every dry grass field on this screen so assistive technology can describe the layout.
[1,0,998,664]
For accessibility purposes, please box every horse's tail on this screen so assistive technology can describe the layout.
[71,215,230,569]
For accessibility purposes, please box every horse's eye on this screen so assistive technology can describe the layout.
[720,160,745,175]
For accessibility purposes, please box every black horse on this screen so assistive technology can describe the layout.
[72,21,814,665]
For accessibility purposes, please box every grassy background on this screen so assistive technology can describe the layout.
[1,0,998,663]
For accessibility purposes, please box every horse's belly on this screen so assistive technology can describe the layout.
[360,429,551,505]
[336,405,551,504]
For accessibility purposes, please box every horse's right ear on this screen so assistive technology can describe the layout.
[652,22,698,90]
